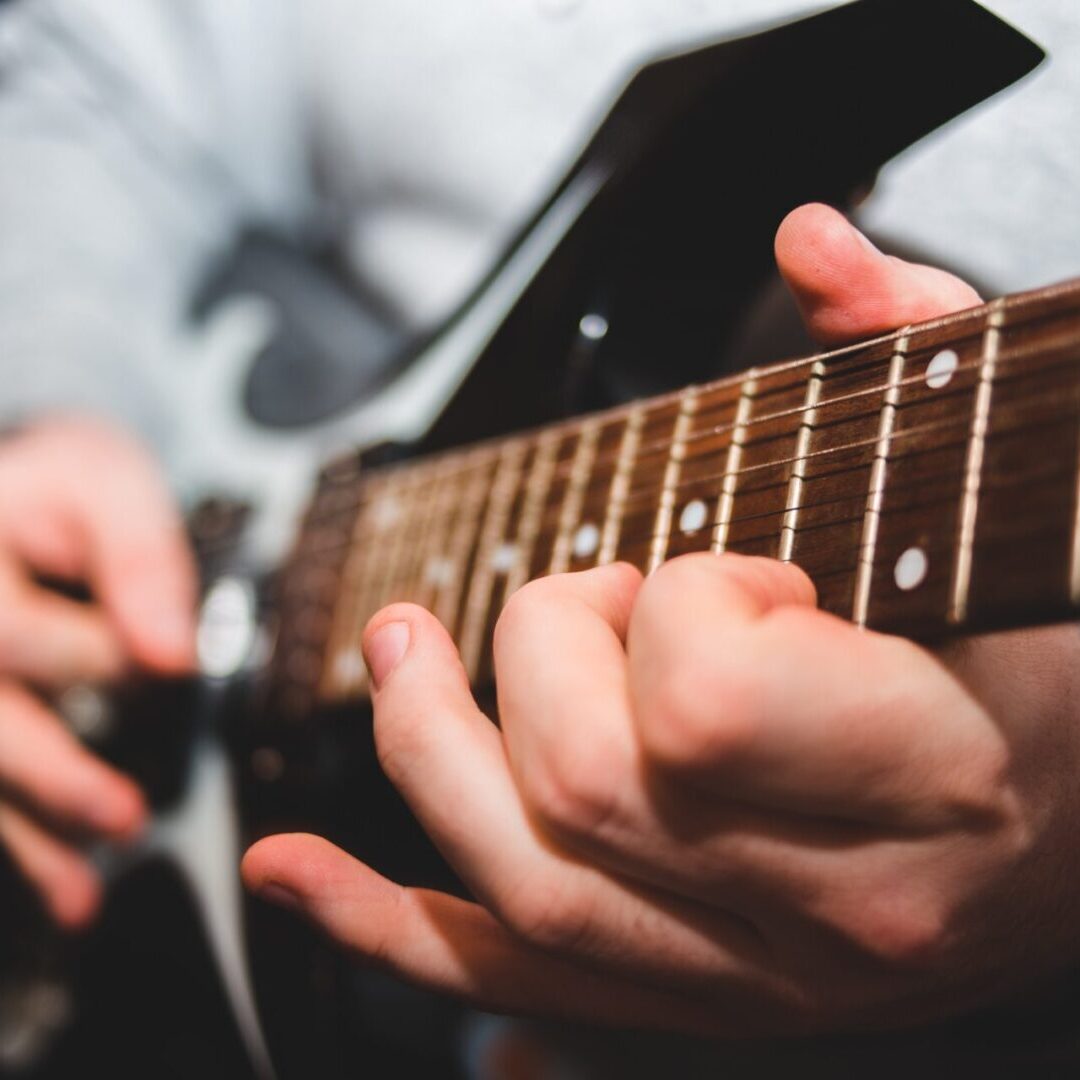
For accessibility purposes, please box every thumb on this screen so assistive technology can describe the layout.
[775,203,982,346]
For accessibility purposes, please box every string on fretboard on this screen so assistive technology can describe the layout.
[268,279,1080,717]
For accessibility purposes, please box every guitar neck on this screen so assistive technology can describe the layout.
[269,278,1080,716]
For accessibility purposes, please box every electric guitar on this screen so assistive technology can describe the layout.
[5,1,1074,1077]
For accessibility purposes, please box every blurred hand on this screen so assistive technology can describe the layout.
[0,416,196,927]
[244,206,1080,1033]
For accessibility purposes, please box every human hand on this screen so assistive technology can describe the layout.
[0,416,196,927]
[243,206,1080,1033]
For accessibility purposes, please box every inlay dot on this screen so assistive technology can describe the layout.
[492,543,519,574]
[334,648,367,686]
[372,496,403,531]
[925,349,959,390]
[894,547,929,592]
[679,499,709,536]
[425,556,455,587]
[573,523,601,559]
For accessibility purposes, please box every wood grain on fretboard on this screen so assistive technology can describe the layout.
[270,279,1080,716]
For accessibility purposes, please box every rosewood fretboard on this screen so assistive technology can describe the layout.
[269,279,1080,716]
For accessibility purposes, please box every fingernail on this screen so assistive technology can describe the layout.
[258,882,302,912]
[364,621,410,690]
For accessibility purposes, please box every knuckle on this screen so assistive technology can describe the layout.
[493,578,557,657]
[638,664,757,772]
[521,736,620,842]
[497,874,593,954]
[848,889,950,970]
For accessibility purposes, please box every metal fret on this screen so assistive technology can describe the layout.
[778,363,825,563]
[550,421,601,574]
[503,432,560,599]
[853,341,909,626]
[318,500,371,700]
[712,374,758,553]
[648,390,698,572]
[458,442,528,680]
[321,474,413,699]
[950,300,1006,624]
[599,407,644,564]
[434,452,497,636]
[413,460,462,611]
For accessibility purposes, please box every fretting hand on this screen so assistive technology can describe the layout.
[243,205,1080,1033]
[0,417,196,927]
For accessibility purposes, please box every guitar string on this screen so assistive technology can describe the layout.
[610,353,1080,519]
[290,394,1080,701]
[487,329,1080,498]
[306,279,1080,516]
[337,414,1080,610]
[302,320,1080,535]
[289,311,1080,609]
[297,367,1080,576]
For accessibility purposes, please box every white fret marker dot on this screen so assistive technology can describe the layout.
[492,543,519,574]
[573,523,601,559]
[372,496,403,531]
[926,350,959,390]
[425,557,455,587]
[894,547,929,592]
[679,499,709,536]
[334,648,367,685]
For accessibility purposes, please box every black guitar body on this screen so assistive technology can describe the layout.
[0,2,1054,1077]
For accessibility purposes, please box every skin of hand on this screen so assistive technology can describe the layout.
[0,416,196,927]
[243,204,1080,1034]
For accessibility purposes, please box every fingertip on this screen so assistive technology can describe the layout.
[776,202,983,344]
[51,865,103,931]
[241,832,345,894]
[94,776,148,841]
[363,602,462,689]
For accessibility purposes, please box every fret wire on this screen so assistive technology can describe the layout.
[779,362,825,563]
[459,441,528,682]
[352,470,436,691]
[503,432,560,600]
[302,290,1080,540]
[557,313,1080,504]
[550,421,602,574]
[950,300,1007,624]
[291,287,1080,708]
[713,375,758,553]
[853,338,909,626]
[627,448,1080,577]
[617,374,995,520]
[621,394,1080,557]
[302,308,1076,540]
[306,376,1071,599]
[412,460,464,612]
[399,460,455,608]
[649,389,699,572]
[600,407,645,564]
[319,477,393,699]
[434,451,498,636]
